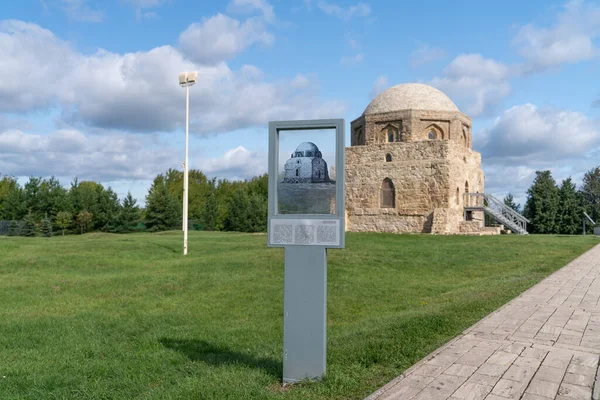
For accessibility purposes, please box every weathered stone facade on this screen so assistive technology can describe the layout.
[345,83,487,234]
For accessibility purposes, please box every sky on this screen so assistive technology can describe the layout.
[0,0,599,207]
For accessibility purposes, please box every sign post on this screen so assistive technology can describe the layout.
[267,119,345,384]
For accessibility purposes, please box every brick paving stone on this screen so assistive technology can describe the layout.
[502,364,537,382]
[466,373,501,387]
[521,394,552,400]
[524,379,560,398]
[541,351,572,369]
[562,372,594,387]
[477,363,510,378]
[533,365,566,382]
[566,363,596,377]
[557,382,592,399]
[450,382,492,400]
[486,351,518,366]
[444,363,479,377]
[491,378,528,399]
[365,244,600,400]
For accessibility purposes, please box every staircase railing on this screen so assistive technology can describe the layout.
[464,193,530,234]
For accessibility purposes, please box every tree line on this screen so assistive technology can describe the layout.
[0,169,267,236]
[502,166,600,234]
[2,165,599,237]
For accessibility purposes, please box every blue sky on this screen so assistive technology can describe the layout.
[0,0,599,207]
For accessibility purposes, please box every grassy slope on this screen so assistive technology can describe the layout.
[0,232,597,399]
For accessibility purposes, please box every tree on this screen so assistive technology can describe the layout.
[503,193,521,213]
[581,166,600,228]
[7,220,19,236]
[248,194,267,232]
[524,170,559,234]
[117,192,140,232]
[41,215,53,237]
[0,174,18,220]
[144,177,181,231]
[3,184,27,220]
[21,212,37,237]
[202,192,219,231]
[55,211,73,236]
[77,210,93,234]
[557,178,582,234]
[224,188,251,232]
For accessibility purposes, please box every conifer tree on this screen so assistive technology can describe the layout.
[7,220,18,236]
[21,212,37,237]
[41,214,53,237]
[581,166,600,227]
[503,193,521,213]
[557,178,581,234]
[117,192,140,232]
[524,170,559,234]
[145,178,181,231]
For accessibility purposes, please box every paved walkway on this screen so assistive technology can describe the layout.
[366,243,600,400]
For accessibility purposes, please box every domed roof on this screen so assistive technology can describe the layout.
[296,142,319,152]
[364,83,460,115]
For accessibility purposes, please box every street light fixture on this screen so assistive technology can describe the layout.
[179,71,198,256]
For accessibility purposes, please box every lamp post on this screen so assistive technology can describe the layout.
[179,71,198,256]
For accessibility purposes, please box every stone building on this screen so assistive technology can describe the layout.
[283,142,330,183]
[345,83,492,234]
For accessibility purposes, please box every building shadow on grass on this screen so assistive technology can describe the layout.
[159,338,282,379]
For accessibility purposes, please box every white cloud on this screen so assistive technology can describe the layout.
[0,20,77,112]
[426,1,600,117]
[429,54,514,117]
[369,75,388,99]
[513,0,600,72]
[476,103,600,162]
[179,14,274,65]
[316,0,370,20]
[198,146,267,180]
[410,43,445,67]
[340,53,364,66]
[123,0,167,20]
[0,20,344,135]
[227,0,275,23]
[475,103,600,203]
[59,0,104,22]
[0,128,180,182]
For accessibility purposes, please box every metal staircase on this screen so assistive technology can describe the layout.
[464,193,530,235]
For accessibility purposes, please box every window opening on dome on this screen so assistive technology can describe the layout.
[428,130,436,140]
[385,153,392,162]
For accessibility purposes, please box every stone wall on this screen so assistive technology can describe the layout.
[345,140,485,234]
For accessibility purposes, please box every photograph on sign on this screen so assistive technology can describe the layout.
[277,129,336,215]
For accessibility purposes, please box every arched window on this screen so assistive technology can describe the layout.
[388,130,394,143]
[428,130,436,140]
[385,153,392,162]
[296,169,299,177]
[380,178,395,208]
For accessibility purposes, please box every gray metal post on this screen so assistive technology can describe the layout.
[584,220,586,236]
[283,246,327,383]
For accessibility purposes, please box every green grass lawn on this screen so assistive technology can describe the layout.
[0,232,597,399]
